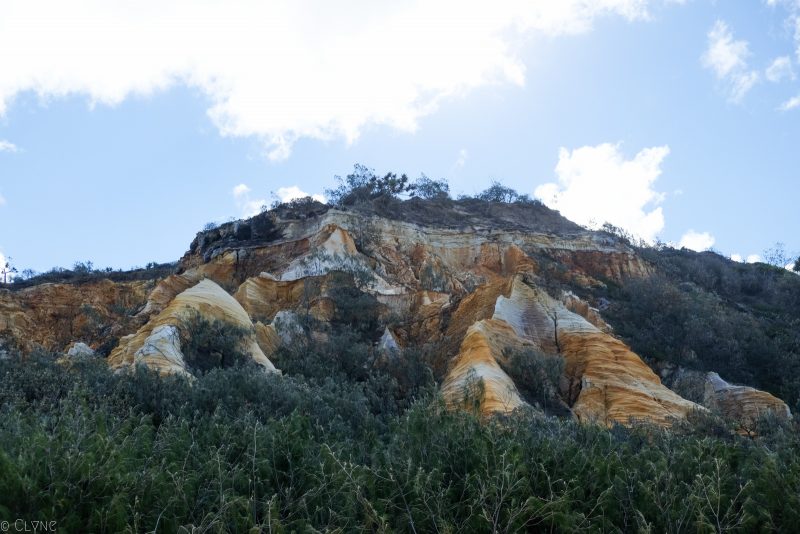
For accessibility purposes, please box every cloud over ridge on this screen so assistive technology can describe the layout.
[534,143,669,243]
[679,230,715,251]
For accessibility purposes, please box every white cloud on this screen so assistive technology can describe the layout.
[765,0,796,7]
[534,143,669,243]
[0,193,5,206]
[766,56,795,82]
[275,186,326,203]
[780,94,800,110]
[232,183,251,199]
[796,14,800,60]
[231,183,265,218]
[679,230,715,251]
[455,148,469,169]
[729,70,760,102]
[702,20,759,102]
[731,252,764,263]
[0,140,18,152]
[764,1,800,98]
[0,1,661,160]
[703,21,748,78]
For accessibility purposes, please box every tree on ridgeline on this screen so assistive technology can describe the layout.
[1,257,17,284]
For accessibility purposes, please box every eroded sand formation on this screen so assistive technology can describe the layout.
[1,205,790,426]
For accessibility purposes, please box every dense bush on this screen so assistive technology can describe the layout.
[271,316,434,419]
[409,174,450,199]
[599,248,800,408]
[3,354,800,531]
[474,180,538,204]
[328,284,382,338]
[7,261,176,289]
[178,311,253,373]
[326,164,414,206]
[326,164,451,207]
[500,347,566,415]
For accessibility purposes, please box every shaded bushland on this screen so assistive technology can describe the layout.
[2,353,800,532]
[598,247,800,409]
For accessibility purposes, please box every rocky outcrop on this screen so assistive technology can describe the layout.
[7,199,790,430]
[378,327,401,355]
[704,372,790,425]
[139,273,200,317]
[55,341,98,367]
[655,364,792,427]
[0,279,154,353]
[561,330,697,426]
[443,276,698,425]
[0,292,33,347]
[108,279,276,376]
[442,319,526,414]
[234,274,332,323]
[561,291,611,333]
[64,342,97,359]
[177,207,651,296]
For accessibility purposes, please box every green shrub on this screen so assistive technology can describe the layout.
[410,174,450,199]
[475,180,538,204]
[0,354,798,530]
[178,310,253,374]
[601,266,800,406]
[326,164,413,206]
[3,341,800,531]
[327,277,382,339]
[500,347,566,415]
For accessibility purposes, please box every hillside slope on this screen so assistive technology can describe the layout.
[2,195,796,428]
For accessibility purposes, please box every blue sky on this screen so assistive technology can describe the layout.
[0,0,799,274]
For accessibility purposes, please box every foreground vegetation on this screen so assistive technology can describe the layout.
[2,169,800,531]
[1,353,800,533]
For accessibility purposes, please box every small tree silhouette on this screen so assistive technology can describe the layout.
[1,257,17,284]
